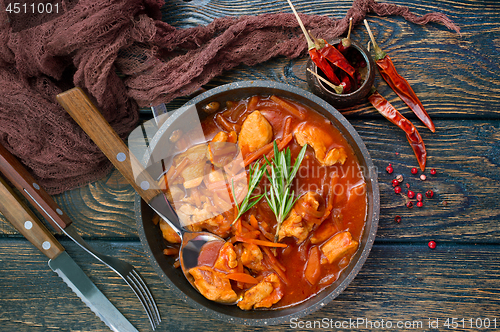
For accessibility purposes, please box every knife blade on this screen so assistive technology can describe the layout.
[0,175,139,332]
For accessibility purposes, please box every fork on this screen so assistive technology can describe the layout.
[0,143,161,330]
[64,227,162,330]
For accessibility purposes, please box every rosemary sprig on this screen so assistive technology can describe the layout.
[264,141,308,241]
[231,161,266,224]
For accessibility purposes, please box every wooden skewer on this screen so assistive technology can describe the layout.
[307,68,343,94]
[286,0,315,50]
[343,17,353,48]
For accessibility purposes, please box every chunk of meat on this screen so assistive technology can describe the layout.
[278,192,321,244]
[237,273,283,310]
[213,242,238,273]
[177,202,217,226]
[208,131,238,167]
[188,266,238,303]
[278,209,308,243]
[321,231,359,264]
[294,122,347,166]
[167,185,184,202]
[237,279,273,310]
[173,144,209,189]
[238,111,273,156]
[212,131,229,143]
[310,219,337,245]
[240,243,264,272]
[253,273,284,309]
[158,218,181,244]
[185,213,232,238]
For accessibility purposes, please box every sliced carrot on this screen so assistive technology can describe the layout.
[259,226,274,242]
[243,141,274,166]
[167,157,190,183]
[304,246,321,285]
[163,248,179,256]
[260,242,286,272]
[262,252,288,285]
[320,173,340,223]
[249,215,259,230]
[190,187,202,207]
[270,95,305,120]
[226,273,259,284]
[247,96,259,113]
[213,191,232,212]
[261,133,293,164]
[231,104,247,122]
[215,113,234,132]
[228,130,238,144]
[237,218,243,236]
[278,133,293,151]
[283,117,293,137]
[235,236,288,248]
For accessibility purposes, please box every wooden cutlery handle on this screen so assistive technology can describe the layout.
[0,176,64,259]
[0,143,72,231]
[57,87,160,203]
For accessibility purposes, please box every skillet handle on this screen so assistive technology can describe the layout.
[56,87,160,204]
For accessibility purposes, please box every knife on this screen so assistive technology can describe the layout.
[0,175,139,332]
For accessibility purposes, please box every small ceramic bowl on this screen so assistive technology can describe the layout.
[306,38,375,109]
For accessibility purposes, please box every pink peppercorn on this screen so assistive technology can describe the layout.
[394,186,402,194]
[416,193,423,202]
[386,164,394,174]
[417,201,423,207]
[428,241,436,249]
[430,169,437,175]
[407,190,415,199]
[411,167,418,174]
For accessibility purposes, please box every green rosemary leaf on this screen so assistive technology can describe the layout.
[289,144,308,182]
[264,141,308,241]
[231,161,266,224]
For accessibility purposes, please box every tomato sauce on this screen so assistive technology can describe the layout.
[163,94,367,309]
[198,95,367,308]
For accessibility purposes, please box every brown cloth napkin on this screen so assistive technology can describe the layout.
[0,0,459,194]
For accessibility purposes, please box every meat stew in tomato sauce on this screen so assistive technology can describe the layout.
[157,94,367,310]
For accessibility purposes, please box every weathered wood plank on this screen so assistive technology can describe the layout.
[1,239,499,331]
[157,0,500,118]
[2,119,499,242]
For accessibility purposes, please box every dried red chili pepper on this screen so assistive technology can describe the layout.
[309,47,341,85]
[310,33,356,80]
[339,71,352,94]
[285,0,341,88]
[364,20,436,133]
[368,89,427,171]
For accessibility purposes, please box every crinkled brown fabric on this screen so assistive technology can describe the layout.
[0,0,459,194]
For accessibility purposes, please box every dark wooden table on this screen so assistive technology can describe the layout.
[1,0,500,331]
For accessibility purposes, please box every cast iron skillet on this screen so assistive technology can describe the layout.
[134,81,380,325]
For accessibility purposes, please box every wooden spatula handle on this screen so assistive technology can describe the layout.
[0,176,64,260]
[57,87,160,203]
[0,143,72,231]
